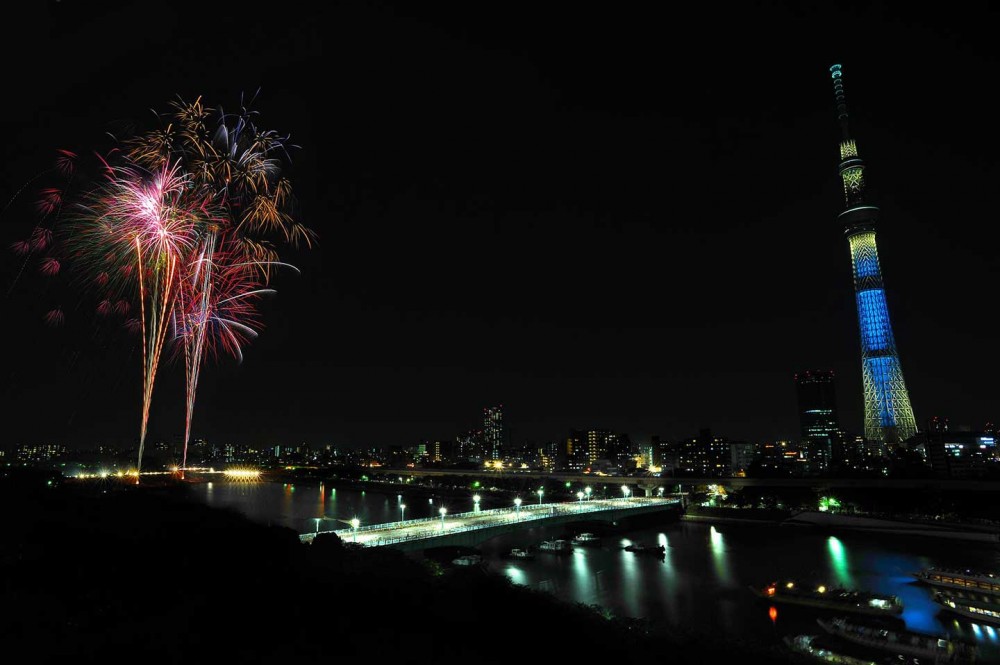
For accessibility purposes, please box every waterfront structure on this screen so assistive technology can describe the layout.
[830,65,917,445]
[484,405,503,461]
[795,370,840,469]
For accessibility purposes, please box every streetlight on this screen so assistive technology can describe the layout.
[473,494,481,513]
[585,486,592,501]
[576,491,584,505]
[400,503,406,522]
[439,506,447,530]
[351,518,360,542]
[621,485,630,500]
[514,497,522,519]
[537,488,544,506]
[314,517,321,534]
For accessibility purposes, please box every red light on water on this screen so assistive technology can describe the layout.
[768,606,778,623]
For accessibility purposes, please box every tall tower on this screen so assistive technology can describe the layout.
[829,64,917,445]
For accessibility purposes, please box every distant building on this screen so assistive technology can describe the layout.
[925,428,998,478]
[484,405,503,461]
[677,429,730,477]
[563,431,588,471]
[16,443,67,464]
[432,440,454,463]
[729,442,757,477]
[795,370,840,470]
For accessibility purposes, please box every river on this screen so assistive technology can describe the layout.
[190,479,1000,660]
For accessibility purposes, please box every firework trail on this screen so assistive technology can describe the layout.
[9,96,313,478]
[127,96,312,471]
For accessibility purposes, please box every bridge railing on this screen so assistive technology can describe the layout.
[302,497,677,546]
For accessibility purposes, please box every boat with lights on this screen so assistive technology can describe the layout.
[572,533,601,546]
[750,581,902,616]
[537,539,573,553]
[816,617,976,663]
[507,548,535,560]
[932,590,1000,625]
[916,568,1000,594]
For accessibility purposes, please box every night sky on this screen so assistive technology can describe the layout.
[3,1,999,449]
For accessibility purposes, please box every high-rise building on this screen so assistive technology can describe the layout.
[484,405,503,461]
[729,442,757,477]
[795,370,840,469]
[829,65,917,445]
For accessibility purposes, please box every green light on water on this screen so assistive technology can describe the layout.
[827,536,853,586]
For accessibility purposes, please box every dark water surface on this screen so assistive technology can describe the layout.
[191,480,1000,660]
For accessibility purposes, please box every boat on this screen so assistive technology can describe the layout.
[537,539,573,553]
[572,533,601,546]
[750,581,903,616]
[782,634,879,665]
[451,554,483,566]
[916,567,1000,594]
[816,617,976,663]
[933,590,1000,625]
[624,542,665,554]
[507,548,535,560]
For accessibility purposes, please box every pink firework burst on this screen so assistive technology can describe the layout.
[36,188,62,216]
[39,257,61,276]
[44,308,65,327]
[30,227,53,251]
[9,240,31,256]
[55,149,77,177]
[96,300,112,316]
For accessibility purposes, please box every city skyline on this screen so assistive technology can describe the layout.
[2,3,999,449]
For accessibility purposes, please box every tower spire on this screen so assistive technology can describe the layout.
[829,64,917,446]
[830,64,850,139]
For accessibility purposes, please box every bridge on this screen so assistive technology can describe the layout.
[379,468,1000,492]
[301,497,682,552]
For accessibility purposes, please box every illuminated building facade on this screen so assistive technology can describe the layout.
[677,429,730,477]
[795,370,840,469]
[484,405,503,461]
[830,64,917,445]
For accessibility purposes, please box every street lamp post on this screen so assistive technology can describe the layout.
[514,497,522,519]
[314,517,321,534]
[621,485,630,500]
[537,488,544,506]
[439,507,447,531]
[351,518,360,542]
[400,503,406,522]
[585,486,592,501]
[473,494,481,514]
[576,491,584,505]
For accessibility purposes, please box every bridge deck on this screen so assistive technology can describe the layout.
[301,497,680,549]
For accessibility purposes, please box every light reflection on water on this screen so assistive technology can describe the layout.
[192,481,1000,658]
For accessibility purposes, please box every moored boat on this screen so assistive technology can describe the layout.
[507,548,535,560]
[750,581,902,616]
[538,539,573,553]
[452,554,483,566]
[933,590,1000,625]
[624,542,665,555]
[916,568,1000,594]
[816,617,976,663]
[572,533,601,546]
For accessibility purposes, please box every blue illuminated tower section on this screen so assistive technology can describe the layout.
[830,65,917,444]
